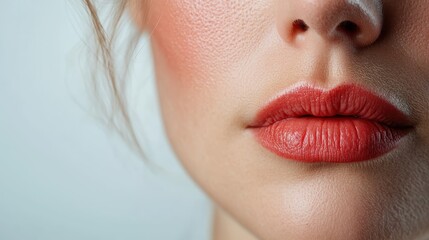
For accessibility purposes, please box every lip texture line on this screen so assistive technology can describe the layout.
[250,84,413,163]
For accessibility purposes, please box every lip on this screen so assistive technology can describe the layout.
[249,84,414,163]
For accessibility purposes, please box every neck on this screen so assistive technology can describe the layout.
[211,205,259,240]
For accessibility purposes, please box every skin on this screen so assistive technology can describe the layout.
[129,0,429,239]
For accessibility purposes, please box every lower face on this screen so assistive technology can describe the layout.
[145,0,429,239]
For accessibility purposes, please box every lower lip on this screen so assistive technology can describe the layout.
[252,117,411,163]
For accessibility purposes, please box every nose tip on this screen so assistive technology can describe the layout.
[279,0,383,48]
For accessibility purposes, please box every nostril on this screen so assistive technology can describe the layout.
[281,0,383,48]
[337,20,360,36]
[292,19,309,32]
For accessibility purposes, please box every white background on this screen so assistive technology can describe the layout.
[0,1,212,239]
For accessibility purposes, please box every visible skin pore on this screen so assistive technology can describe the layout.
[129,0,429,239]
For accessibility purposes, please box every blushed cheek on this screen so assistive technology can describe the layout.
[147,0,272,89]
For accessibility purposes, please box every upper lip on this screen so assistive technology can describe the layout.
[249,84,414,129]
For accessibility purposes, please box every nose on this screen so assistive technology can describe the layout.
[277,0,383,48]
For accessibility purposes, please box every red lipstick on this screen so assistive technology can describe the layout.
[249,84,413,163]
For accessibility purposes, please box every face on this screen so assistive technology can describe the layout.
[136,0,429,239]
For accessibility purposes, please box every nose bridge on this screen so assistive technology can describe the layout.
[277,0,383,48]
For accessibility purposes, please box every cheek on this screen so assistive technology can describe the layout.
[147,0,272,90]
[145,0,277,205]
[386,1,429,137]
[387,1,429,68]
